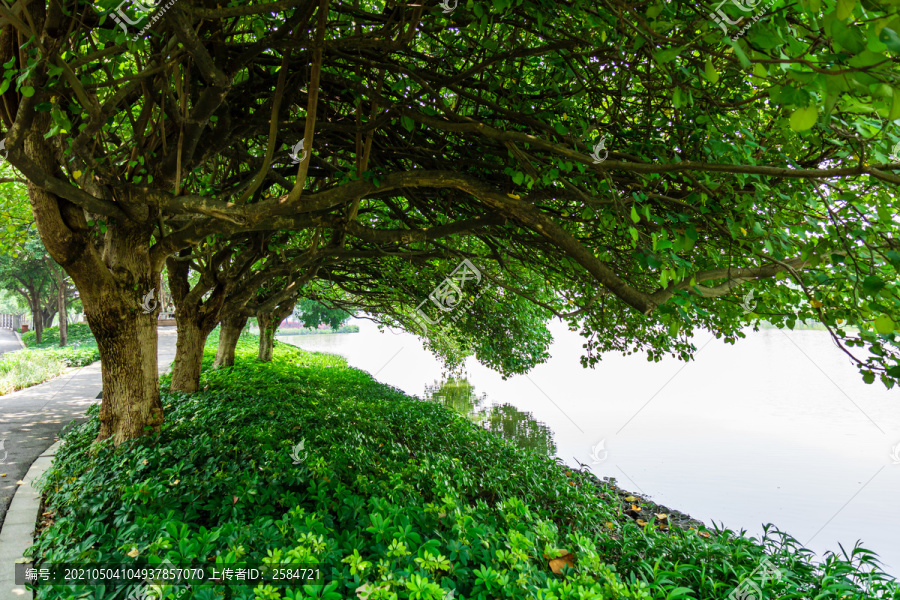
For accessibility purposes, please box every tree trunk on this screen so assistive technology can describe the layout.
[214,314,248,369]
[55,267,67,346]
[42,306,57,330]
[29,290,43,343]
[166,252,228,392]
[257,311,276,362]
[90,307,164,443]
[257,300,295,362]
[170,316,209,392]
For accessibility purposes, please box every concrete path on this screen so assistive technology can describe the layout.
[0,326,178,599]
[0,329,22,357]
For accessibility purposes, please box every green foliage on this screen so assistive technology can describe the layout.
[22,322,95,348]
[30,337,898,599]
[292,299,351,330]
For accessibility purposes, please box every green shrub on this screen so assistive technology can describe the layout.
[30,335,899,600]
[22,322,96,348]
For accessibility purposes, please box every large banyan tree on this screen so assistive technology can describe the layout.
[0,0,898,442]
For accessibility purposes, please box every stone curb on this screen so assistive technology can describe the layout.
[0,440,63,600]
[12,330,24,350]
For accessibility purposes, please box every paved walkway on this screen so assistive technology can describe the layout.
[0,329,21,357]
[0,327,178,527]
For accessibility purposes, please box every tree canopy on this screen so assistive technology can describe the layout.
[1,0,899,444]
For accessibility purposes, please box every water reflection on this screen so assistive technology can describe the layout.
[424,378,556,456]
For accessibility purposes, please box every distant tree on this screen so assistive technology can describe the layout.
[0,234,73,343]
[0,163,77,344]
[293,299,351,331]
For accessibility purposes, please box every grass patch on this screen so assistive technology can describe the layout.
[30,333,898,599]
[0,324,100,395]
[0,351,70,395]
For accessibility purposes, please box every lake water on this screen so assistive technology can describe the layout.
[277,319,900,576]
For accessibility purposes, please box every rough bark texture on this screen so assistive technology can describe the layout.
[214,314,248,369]
[92,307,163,443]
[257,300,296,362]
[257,311,276,362]
[167,253,228,392]
[170,317,208,392]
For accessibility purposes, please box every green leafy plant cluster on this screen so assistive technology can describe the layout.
[22,322,96,348]
[30,335,898,599]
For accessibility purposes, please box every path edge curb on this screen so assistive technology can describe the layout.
[0,439,63,600]
[12,330,24,350]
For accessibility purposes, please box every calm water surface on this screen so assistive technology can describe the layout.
[277,319,900,576]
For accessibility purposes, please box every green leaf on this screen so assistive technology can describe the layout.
[511,171,524,185]
[879,27,900,53]
[890,89,900,121]
[789,106,818,131]
[630,205,640,224]
[863,275,885,294]
[836,0,856,20]
[20,85,34,97]
[400,115,414,132]
[0,79,8,95]
[726,39,752,68]
[654,47,683,64]
[873,315,894,334]
[704,58,719,83]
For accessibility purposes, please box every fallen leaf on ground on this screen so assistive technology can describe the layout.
[126,548,139,558]
[623,495,637,502]
[656,513,668,520]
[547,550,575,574]
[631,504,641,511]
[636,519,649,526]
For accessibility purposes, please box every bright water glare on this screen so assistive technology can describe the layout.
[277,317,900,576]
